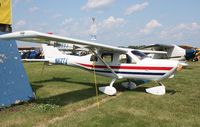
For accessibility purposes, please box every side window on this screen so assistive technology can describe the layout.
[127,55,137,64]
[131,50,147,60]
[90,55,98,61]
[126,54,132,63]
[101,53,113,63]
[119,54,136,64]
[119,54,127,63]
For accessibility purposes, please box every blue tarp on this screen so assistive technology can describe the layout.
[0,32,35,108]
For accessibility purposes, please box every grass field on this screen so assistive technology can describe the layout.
[0,62,200,127]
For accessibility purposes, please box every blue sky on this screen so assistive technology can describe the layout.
[12,0,200,47]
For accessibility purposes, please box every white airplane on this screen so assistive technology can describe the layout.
[141,44,188,67]
[0,31,180,96]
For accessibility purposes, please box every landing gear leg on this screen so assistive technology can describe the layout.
[99,78,117,96]
[145,82,166,95]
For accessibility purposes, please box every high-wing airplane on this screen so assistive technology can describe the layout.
[0,31,180,96]
[141,44,188,67]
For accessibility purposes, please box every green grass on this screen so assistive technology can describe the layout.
[0,62,200,127]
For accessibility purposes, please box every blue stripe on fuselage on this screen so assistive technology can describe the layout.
[94,70,165,76]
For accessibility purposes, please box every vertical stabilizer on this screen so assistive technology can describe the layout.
[42,44,65,59]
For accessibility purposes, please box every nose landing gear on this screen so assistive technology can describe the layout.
[145,82,166,95]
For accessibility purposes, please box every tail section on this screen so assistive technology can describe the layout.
[41,44,65,59]
[41,44,90,66]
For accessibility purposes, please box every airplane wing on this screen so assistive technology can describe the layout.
[0,30,127,53]
[141,44,174,49]
[139,50,167,54]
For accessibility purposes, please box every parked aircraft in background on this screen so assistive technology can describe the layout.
[141,44,188,67]
[179,45,200,62]
[0,31,180,96]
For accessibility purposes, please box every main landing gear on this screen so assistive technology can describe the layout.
[121,80,166,96]
[99,79,166,96]
[98,79,138,96]
[99,78,117,96]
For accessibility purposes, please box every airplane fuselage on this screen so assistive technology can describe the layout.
[49,53,178,82]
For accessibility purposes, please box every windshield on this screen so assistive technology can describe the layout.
[131,50,147,60]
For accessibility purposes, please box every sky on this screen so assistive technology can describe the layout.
[12,0,200,47]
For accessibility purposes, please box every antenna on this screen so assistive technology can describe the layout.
[92,17,95,22]
[90,17,97,41]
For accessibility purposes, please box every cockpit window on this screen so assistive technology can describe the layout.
[131,50,147,60]
[101,53,113,63]
[90,55,98,61]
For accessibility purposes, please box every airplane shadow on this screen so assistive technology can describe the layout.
[30,77,178,106]
[33,77,103,87]
[184,67,193,70]
[31,83,44,92]
[115,79,178,95]
[35,88,98,106]
[31,77,108,106]
[117,85,178,95]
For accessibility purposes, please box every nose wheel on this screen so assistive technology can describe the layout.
[145,82,166,95]
[121,80,137,90]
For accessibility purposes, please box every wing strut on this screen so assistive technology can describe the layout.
[92,51,121,95]
[94,52,120,79]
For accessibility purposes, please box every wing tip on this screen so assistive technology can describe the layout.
[0,30,41,39]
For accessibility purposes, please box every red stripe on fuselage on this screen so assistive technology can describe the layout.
[78,63,173,70]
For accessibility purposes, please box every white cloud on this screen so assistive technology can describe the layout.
[81,0,116,11]
[140,19,162,34]
[59,18,82,37]
[145,20,162,29]
[62,18,74,26]
[56,16,126,42]
[14,20,27,30]
[175,22,200,31]
[14,0,31,3]
[29,6,39,13]
[52,13,62,19]
[125,2,148,15]
[160,22,200,39]
[100,16,126,29]
[160,31,184,39]
[13,0,32,7]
